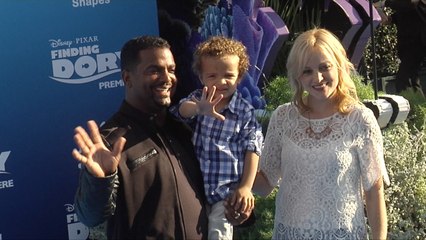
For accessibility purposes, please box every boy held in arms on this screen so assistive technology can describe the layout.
[171,36,263,239]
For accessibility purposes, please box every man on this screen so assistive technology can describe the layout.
[72,36,250,239]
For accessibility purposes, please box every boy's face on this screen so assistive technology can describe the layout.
[200,55,240,103]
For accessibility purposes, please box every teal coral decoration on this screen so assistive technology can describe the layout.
[200,5,233,39]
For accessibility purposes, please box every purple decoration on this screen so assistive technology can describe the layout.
[252,0,264,20]
[256,7,289,86]
[232,0,255,17]
[232,1,288,109]
[333,0,363,50]
[233,4,263,83]
[347,0,381,68]
[322,0,380,68]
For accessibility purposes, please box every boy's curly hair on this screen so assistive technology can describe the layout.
[192,36,249,79]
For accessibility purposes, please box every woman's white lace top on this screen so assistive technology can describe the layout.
[260,103,390,240]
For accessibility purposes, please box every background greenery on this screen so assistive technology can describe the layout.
[360,6,399,81]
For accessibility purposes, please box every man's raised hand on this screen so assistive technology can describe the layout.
[71,120,126,177]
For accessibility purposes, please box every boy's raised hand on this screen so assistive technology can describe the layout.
[193,86,225,121]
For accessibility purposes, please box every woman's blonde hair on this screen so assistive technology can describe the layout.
[286,28,359,114]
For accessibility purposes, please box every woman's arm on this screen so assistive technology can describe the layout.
[365,177,388,240]
[252,170,275,197]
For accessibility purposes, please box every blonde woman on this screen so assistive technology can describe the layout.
[254,28,390,240]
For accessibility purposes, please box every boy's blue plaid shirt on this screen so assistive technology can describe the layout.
[171,89,263,204]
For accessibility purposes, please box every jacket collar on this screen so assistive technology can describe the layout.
[119,100,164,125]
[119,100,189,132]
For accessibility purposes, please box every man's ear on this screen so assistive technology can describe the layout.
[122,70,132,87]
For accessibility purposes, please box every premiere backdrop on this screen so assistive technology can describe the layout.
[0,1,158,239]
[0,1,385,239]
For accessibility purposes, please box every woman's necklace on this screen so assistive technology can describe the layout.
[305,111,333,140]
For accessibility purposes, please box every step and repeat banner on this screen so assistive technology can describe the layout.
[0,1,158,239]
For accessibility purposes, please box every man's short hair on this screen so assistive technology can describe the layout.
[120,36,171,71]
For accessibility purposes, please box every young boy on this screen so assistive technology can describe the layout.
[171,36,263,239]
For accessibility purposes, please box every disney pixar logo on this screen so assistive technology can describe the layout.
[49,36,121,85]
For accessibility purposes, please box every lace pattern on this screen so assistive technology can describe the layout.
[260,103,389,239]
[274,223,366,240]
